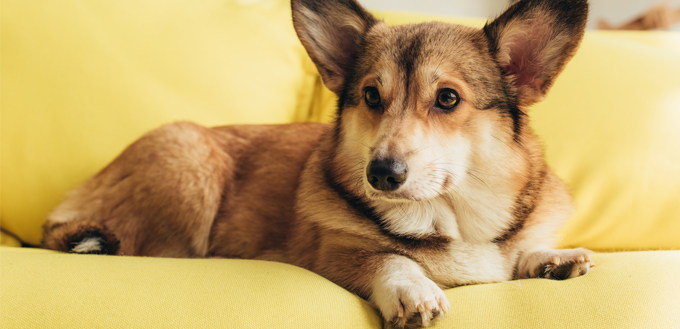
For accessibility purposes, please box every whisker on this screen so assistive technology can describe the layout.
[405,144,439,159]
[491,134,514,149]
[468,172,500,201]
[346,139,371,150]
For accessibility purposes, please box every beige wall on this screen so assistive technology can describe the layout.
[358,0,680,31]
[358,0,509,19]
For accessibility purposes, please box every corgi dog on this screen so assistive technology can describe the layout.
[43,0,593,327]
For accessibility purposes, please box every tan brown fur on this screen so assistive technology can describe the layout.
[43,0,592,327]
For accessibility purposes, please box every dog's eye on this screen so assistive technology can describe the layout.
[364,87,381,108]
[436,89,459,110]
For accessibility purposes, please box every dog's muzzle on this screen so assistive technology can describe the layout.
[366,158,407,191]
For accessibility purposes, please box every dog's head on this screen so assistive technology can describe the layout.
[292,0,588,202]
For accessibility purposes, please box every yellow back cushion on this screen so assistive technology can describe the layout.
[1,0,318,245]
[3,2,679,251]
[315,13,680,251]
[532,32,680,251]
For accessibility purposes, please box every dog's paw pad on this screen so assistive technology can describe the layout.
[389,284,449,328]
[539,250,594,280]
[395,302,445,328]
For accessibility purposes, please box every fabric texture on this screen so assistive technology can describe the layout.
[431,250,680,329]
[2,247,680,329]
[0,247,382,329]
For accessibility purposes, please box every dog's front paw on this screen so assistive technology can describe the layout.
[372,275,450,328]
[521,248,595,280]
[539,249,594,280]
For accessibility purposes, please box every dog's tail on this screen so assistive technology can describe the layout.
[42,220,120,255]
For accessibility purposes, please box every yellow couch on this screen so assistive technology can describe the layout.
[2,0,679,328]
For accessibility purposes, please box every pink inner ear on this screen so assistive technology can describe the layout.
[499,19,553,92]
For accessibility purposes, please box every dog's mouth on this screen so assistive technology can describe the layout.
[364,181,445,202]
[360,153,462,202]
[365,189,415,201]
[363,168,457,203]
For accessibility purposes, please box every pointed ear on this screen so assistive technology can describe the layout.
[291,0,378,94]
[484,0,588,106]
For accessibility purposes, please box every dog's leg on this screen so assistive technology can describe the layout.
[310,247,449,328]
[43,122,229,257]
[370,255,450,328]
[514,246,595,280]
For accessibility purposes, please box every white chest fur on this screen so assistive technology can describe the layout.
[373,195,514,286]
[373,172,515,244]
[370,172,517,286]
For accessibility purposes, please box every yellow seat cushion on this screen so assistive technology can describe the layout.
[0,0,318,246]
[432,250,680,329]
[0,247,381,329]
[312,16,680,251]
[2,246,679,329]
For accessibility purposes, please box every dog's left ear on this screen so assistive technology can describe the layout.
[484,0,588,106]
[291,0,378,94]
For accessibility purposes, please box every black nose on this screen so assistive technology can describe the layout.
[366,158,408,191]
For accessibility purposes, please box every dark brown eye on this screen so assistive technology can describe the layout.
[436,89,459,110]
[365,87,381,108]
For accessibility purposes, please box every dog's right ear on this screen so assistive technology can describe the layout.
[292,0,378,94]
[484,0,588,107]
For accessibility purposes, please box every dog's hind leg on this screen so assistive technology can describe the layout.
[42,122,230,257]
[43,219,121,255]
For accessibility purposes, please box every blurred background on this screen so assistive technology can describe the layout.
[359,0,680,31]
